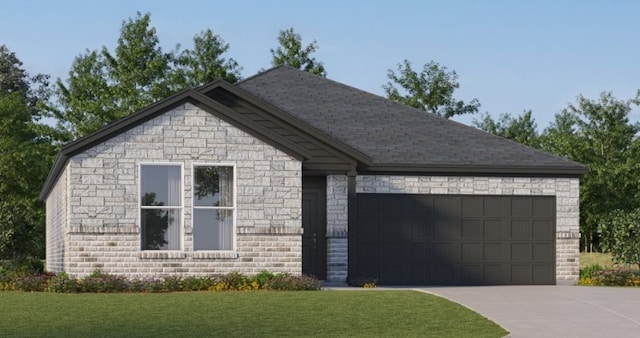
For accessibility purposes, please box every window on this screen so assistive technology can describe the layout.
[193,165,235,250]
[140,164,182,250]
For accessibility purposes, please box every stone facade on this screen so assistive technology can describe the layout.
[323,175,581,283]
[326,175,348,282]
[45,103,302,278]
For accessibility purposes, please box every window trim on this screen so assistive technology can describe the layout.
[192,163,237,252]
[139,162,184,252]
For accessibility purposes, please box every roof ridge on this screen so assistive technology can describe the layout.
[236,64,290,85]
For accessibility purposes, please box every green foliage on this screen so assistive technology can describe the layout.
[384,59,480,118]
[265,273,321,291]
[0,50,56,260]
[578,268,640,287]
[172,29,241,86]
[579,264,603,279]
[598,209,640,267]
[270,28,326,77]
[1,271,320,293]
[474,110,540,148]
[542,92,640,251]
[55,12,240,138]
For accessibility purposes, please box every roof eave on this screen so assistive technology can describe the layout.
[359,163,588,177]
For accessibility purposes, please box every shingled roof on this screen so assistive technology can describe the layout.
[237,66,586,175]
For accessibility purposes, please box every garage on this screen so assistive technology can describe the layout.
[351,194,556,285]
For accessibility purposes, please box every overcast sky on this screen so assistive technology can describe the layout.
[3,0,639,128]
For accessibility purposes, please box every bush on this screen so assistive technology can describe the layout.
[578,268,640,286]
[181,276,215,291]
[265,273,321,291]
[580,264,603,279]
[1,270,320,292]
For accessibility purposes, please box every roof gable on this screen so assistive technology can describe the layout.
[39,88,312,200]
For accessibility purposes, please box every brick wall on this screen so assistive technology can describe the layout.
[326,175,348,282]
[45,167,68,273]
[54,103,302,278]
[327,175,580,283]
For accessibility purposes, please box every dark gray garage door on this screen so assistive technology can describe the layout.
[351,194,556,285]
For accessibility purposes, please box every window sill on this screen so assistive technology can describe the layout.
[192,251,238,259]
[138,251,186,259]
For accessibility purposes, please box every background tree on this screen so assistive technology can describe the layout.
[598,209,640,268]
[172,29,242,87]
[270,28,326,77]
[54,12,240,138]
[541,92,640,251]
[0,46,56,260]
[384,59,480,118]
[474,110,540,148]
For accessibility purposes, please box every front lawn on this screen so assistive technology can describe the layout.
[0,291,507,337]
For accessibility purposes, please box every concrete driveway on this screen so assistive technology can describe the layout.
[418,286,640,337]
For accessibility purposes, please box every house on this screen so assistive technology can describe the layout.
[40,66,587,285]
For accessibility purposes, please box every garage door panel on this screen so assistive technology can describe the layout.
[462,198,483,216]
[532,265,554,284]
[511,243,531,261]
[462,243,482,261]
[533,198,554,217]
[484,220,502,238]
[483,243,503,261]
[410,243,430,261]
[353,194,555,285]
[511,220,532,239]
[511,265,532,284]
[511,198,532,217]
[533,220,553,239]
[462,220,483,237]
[533,243,553,261]
[432,219,460,238]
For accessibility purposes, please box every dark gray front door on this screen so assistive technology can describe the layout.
[351,194,556,285]
[302,176,327,280]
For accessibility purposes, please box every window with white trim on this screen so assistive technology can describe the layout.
[193,165,235,251]
[140,164,182,250]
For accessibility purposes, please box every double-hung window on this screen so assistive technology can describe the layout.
[193,165,235,251]
[140,164,182,250]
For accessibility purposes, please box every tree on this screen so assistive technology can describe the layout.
[541,92,640,251]
[474,110,540,148]
[172,29,242,87]
[270,28,326,77]
[55,12,241,138]
[0,46,56,260]
[598,209,640,268]
[384,59,480,118]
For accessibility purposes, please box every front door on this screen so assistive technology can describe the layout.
[302,176,327,280]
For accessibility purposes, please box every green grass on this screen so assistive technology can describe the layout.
[0,291,507,337]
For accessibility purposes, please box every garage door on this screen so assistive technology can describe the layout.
[351,194,556,285]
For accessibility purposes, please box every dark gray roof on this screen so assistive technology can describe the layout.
[238,66,586,174]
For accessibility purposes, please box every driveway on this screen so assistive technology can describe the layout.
[418,285,640,337]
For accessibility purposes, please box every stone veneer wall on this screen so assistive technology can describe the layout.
[51,103,302,278]
[45,167,68,273]
[326,175,348,282]
[325,175,581,283]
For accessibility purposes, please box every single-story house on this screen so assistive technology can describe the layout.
[40,66,587,285]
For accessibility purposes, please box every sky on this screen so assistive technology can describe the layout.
[2,0,640,128]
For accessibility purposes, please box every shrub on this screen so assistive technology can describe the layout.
[218,272,251,291]
[47,272,81,293]
[265,273,320,291]
[181,276,215,291]
[12,272,54,292]
[80,271,130,293]
[580,264,603,279]
[252,270,274,289]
